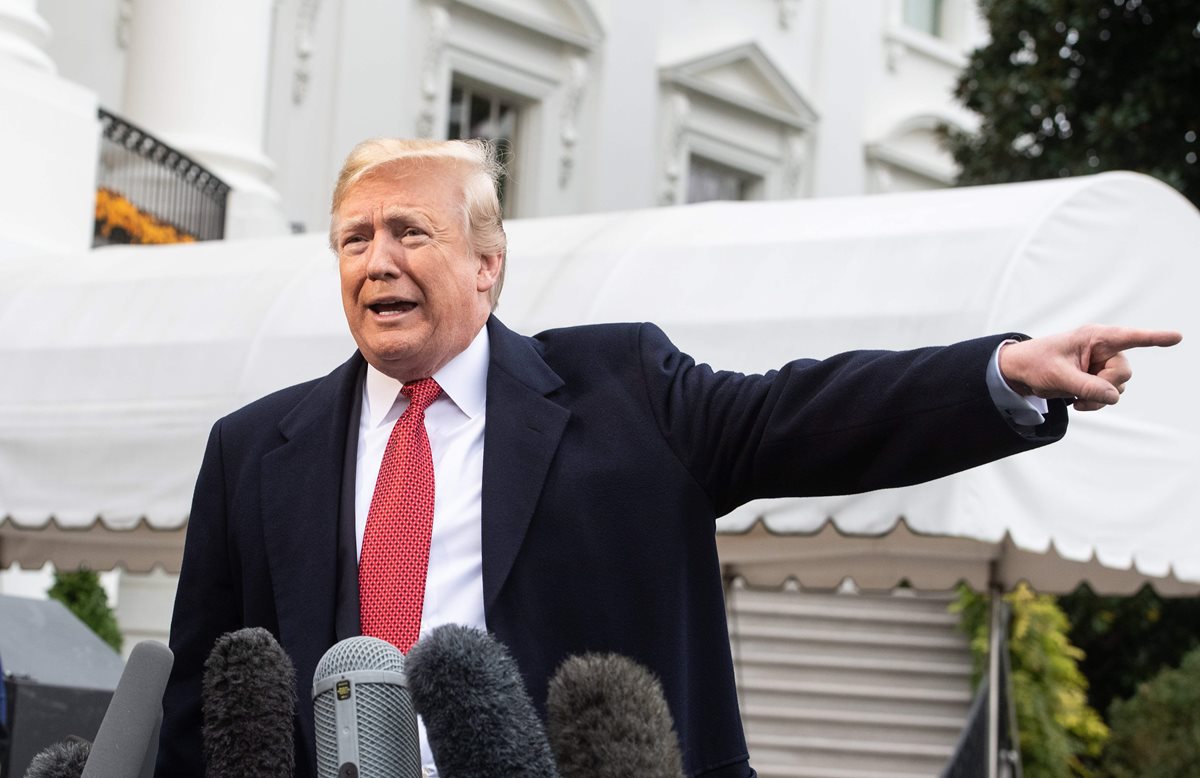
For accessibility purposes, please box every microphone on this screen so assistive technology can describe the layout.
[547,653,685,778]
[23,736,90,778]
[201,627,296,778]
[80,640,174,778]
[311,636,421,778]
[405,624,559,778]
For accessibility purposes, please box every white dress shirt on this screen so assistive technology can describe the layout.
[354,325,490,776]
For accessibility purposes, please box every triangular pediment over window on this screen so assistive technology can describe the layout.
[660,43,817,129]
[452,0,603,48]
[866,111,976,185]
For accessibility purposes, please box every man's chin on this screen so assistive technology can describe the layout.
[365,347,440,383]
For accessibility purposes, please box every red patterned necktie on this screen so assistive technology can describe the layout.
[359,377,442,652]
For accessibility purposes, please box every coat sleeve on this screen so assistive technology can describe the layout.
[156,420,241,778]
[634,323,1067,516]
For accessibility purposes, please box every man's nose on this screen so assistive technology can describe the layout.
[365,232,404,279]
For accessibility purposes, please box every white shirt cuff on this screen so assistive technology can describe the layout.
[987,340,1048,427]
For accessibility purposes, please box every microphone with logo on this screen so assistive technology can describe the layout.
[405,624,559,778]
[201,627,297,778]
[546,653,685,778]
[311,636,421,778]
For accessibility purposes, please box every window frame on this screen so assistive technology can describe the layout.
[446,76,524,217]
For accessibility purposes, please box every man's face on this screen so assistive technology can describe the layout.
[333,160,500,382]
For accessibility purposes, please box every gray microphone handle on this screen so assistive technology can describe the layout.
[81,641,174,778]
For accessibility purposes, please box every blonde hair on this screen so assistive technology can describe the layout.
[330,138,507,308]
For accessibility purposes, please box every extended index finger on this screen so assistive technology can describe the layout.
[1096,327,1183,352]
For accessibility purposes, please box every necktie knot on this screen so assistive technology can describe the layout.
[401,378,441,415]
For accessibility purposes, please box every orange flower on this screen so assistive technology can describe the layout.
[94,188,198,245]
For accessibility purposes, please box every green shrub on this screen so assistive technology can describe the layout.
[1101,646,1200,778]
[955,583,1108,778]
[1059,584,1200,718]
[48,568,123,652]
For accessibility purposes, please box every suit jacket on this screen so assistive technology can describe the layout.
[158,316,1066,778]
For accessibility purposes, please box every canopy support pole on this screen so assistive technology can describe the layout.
[987,561,1003,778]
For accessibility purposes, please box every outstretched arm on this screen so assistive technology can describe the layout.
[998,325,1182,412]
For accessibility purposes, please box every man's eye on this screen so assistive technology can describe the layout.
[403,227,426,238]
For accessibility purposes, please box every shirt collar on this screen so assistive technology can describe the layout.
[363,325,490,428]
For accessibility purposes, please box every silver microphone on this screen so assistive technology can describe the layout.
[312,636,421,778]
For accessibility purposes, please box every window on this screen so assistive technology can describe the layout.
[903,0,944,37]
[447,80,520,215]
[686,156,761,204]
[659,44,816,205]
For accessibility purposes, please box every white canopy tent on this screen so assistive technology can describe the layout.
[1,172,1196,592]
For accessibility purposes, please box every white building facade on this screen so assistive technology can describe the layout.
[20,0,986,239]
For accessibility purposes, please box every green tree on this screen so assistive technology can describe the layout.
[1101,646,1200,777]
[48,568,123,652]
[955,583,1108,777]
[947,0,1200,207]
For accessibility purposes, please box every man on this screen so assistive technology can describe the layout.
[158,138,1180,777]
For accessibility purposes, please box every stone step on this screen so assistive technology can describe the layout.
[753,762,933,778]
[744,702,965,747]
[739,645,973,677]
[743,686,971,722]
[733,621,968,652]
[739,664,970,695]
[748,733,952,776]
[738,672,972,701]
[732,590,959,625]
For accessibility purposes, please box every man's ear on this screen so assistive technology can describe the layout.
[476,251,503,293]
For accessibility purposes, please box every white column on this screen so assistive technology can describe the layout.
[0,562,55,598]
[0,0,99,254]
[0,0,54,72]
[122,0,286,237]
[114,569,178,659]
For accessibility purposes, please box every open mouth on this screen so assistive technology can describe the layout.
[369,300,417,316]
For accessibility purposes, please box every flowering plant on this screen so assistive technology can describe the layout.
[94,188,197,245]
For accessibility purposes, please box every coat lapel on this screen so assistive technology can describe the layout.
[481,317,569,614]
[261,353,364,662]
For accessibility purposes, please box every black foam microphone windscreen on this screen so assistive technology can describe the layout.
[201,627,296,778]
[405,624,559,778]
[80,640,174,778]
[23,736,90,778]
[311,636,421,778]
[547,653,685,778]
